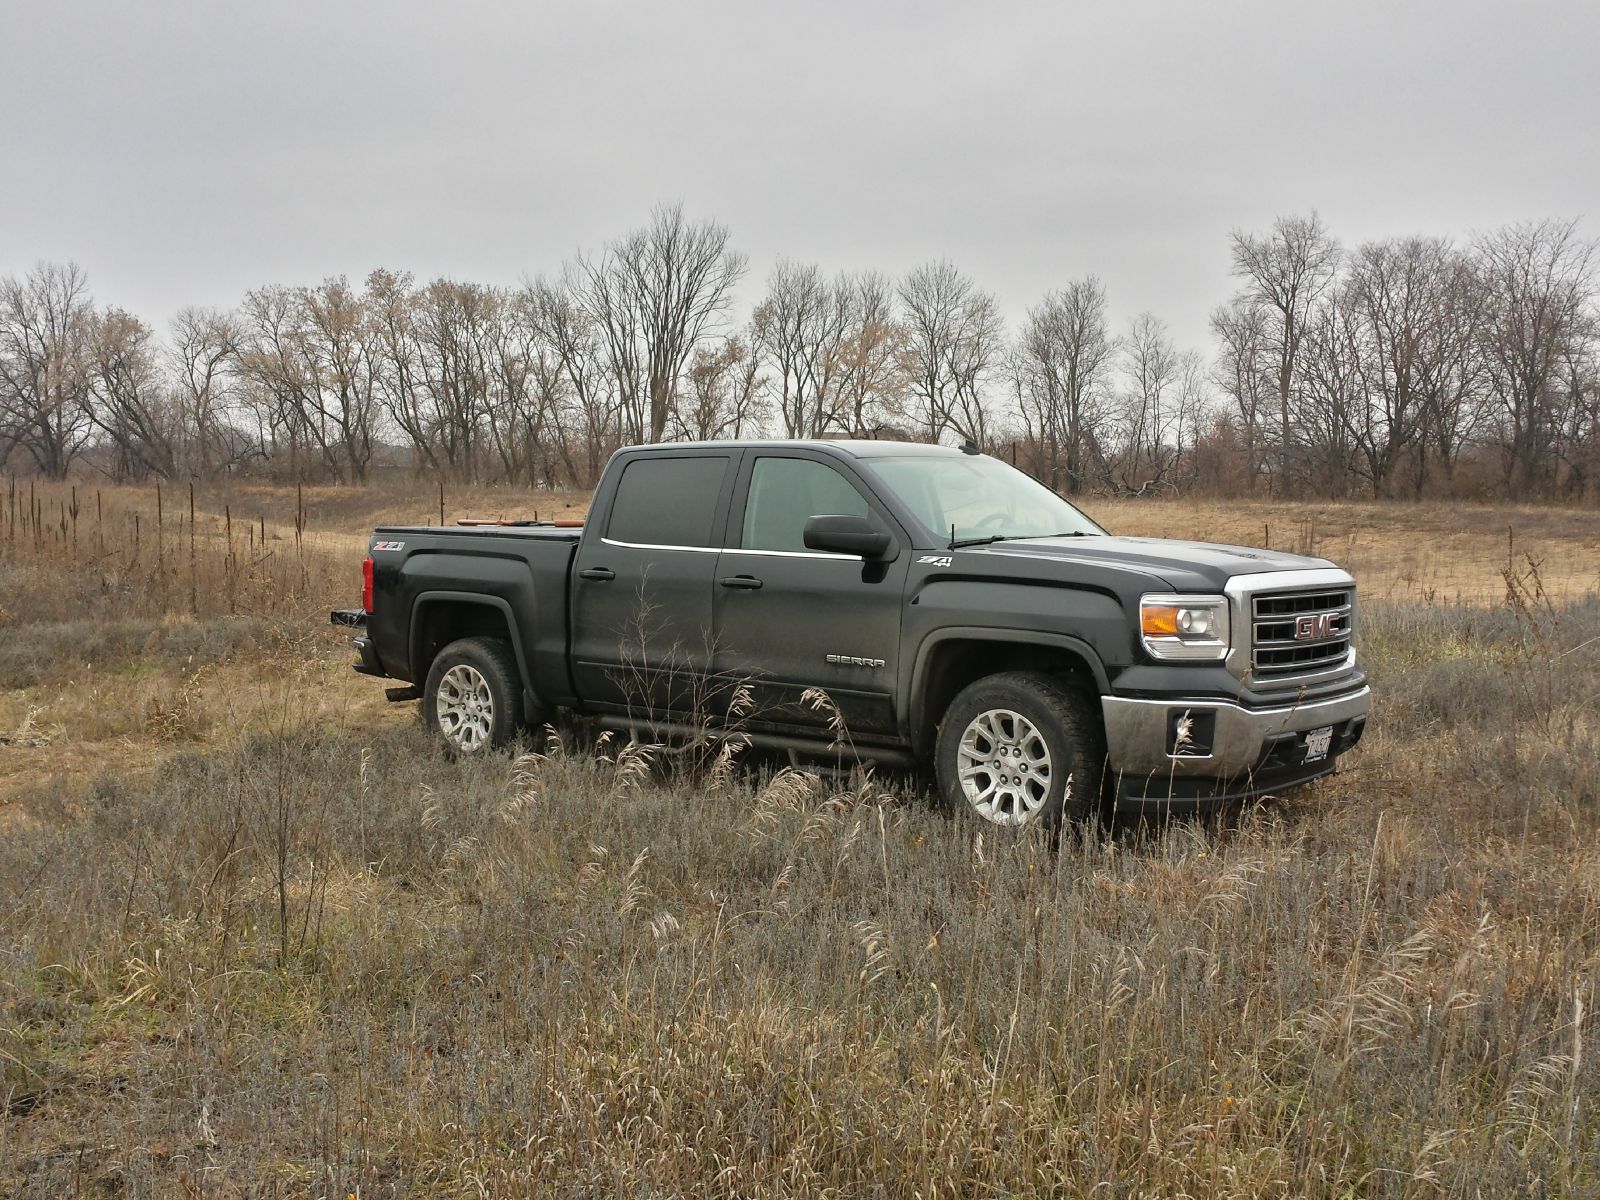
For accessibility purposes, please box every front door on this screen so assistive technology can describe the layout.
[570,451,736,717]
[712,453,909,738]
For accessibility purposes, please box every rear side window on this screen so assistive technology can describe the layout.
[606,455,729,548]
[742,457,870,552]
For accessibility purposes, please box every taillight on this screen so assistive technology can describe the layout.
[362,556,374,613]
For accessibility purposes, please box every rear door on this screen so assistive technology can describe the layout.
[712,451,910,738]
[570,451,737,716]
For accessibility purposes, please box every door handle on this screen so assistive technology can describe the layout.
[719,574,763,590]
[579,567,616,582]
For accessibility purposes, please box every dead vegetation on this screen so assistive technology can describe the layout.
[2,483,1598,1197]
[1084,495,1600,603]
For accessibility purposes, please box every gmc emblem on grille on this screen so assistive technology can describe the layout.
[1295,612,1337,640]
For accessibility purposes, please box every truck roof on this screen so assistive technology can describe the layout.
[614,438,962,460]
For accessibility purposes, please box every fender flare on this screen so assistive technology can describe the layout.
[907,626,1111,751]
[410,590,543,714]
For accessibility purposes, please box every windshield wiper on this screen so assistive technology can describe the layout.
[948,531,1096,550]
[948,534,1013,549]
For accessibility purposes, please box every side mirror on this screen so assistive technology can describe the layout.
[803,514,893,559]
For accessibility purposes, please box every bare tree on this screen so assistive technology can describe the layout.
[0,262,95,478]
[521,275,619,486]
[832,272,908,436]
[1336,238,1439,494]
[365,269,442,475]
[1105,313,1194,494]
[1017,278,1116,493]
[413,279,502,481]
[234,279,382,482]
[1555,324,1600,498]
[170,306,244,475]
[83,307,179,480]
[235,285,322,477]
[1226,212,1341,489]
[8,207,1596,505]
[578,204,746,443]
[1411,250,1487,494]
[674,335,765,441]
[299,277,379,482]
[1296,294,1365,496]
[368,268,614,489]
[485,294,573,487]
[752,264,911,439]
[1474,218,1596,498]
[898,261,1004,445]
[751,261,851,437]
[1209,297,1275,490]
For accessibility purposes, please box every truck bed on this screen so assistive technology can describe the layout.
[362,523,584,706]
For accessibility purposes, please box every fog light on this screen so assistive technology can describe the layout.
[1167,709,1216,757]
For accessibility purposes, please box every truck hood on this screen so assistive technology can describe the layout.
[968,535,1339,591]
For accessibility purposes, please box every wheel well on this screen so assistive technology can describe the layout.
[413,600,515,680]
[915,639,1100,756]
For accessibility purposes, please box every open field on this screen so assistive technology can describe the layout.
[1090,497,1600,606]
[3,481,1599,1197]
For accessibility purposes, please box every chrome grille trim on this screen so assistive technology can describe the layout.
[1250,585,1354,681]
[1254,589,1352,617]
[1221,568,1359,689]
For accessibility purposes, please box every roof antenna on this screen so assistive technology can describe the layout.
[960,439,980,456]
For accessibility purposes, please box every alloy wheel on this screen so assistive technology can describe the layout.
[436,663,494,752]
[955,707,1054,825]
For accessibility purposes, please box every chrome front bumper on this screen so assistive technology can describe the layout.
[1101,685,1372,779]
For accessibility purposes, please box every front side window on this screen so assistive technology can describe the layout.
[741,457,870,552]
[607,455,729,547]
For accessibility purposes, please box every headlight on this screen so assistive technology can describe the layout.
[1140,594,1230,661]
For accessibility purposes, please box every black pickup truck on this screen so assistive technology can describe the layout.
[332,439,1370,826]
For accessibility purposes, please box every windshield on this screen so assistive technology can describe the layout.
[865,455,1104,544]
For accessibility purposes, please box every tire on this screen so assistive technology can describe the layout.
[934,671,1106,830]
[422,636,525,755]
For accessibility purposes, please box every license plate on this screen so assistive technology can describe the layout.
[1303,725,1334,763]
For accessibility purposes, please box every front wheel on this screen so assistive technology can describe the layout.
[422,636,524,754]
[935,671,1106,830]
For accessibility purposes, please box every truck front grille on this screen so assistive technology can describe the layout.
[1250,586,1353,684]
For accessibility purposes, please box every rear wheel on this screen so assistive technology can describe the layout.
[935,671,1105,829]
[422,636,524,754]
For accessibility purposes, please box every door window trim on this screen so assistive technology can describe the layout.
[721,546,864,561]
[600,536,721,555]
[595,450,741,553]
[730,450,903,557]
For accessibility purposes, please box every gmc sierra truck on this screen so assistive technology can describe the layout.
[331,440,1370,826]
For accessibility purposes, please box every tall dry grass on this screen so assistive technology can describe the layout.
[3,484,1599,1197]
[1,478,353,625]
[0,480,370,808]
[1085,495,1600,604]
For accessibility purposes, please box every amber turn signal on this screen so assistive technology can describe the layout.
[1141,605,1181,638]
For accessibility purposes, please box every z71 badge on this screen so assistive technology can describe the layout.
[917,555,953,567]
[372,540,406,552]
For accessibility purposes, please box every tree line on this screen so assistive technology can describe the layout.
[2,205,1595,500]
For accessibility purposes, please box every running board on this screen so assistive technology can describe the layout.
[592,715,917,768]
[385,686,422,702]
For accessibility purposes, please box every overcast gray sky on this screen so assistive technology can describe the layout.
[4,0,1596,349]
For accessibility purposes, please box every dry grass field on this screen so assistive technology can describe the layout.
[3,479,1599,1197]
